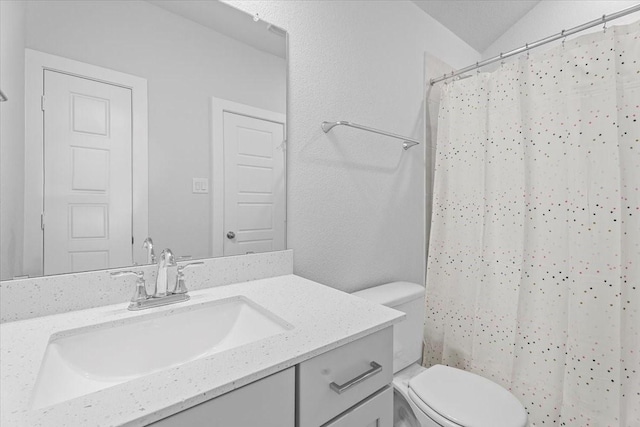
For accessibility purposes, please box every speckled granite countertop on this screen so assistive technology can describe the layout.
[1,274,403,427]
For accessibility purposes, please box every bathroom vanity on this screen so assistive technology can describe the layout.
[152,328,393,427]
[0,271,402,426]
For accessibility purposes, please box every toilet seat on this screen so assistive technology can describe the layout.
[407,365,528,427]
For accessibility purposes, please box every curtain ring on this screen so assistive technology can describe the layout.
[602,15,607,32]
[526,43,530,59]
[476,61,480,75]
[561,30,566,48]
[500,52,505,66]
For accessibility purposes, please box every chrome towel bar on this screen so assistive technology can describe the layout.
[321,120,420,150]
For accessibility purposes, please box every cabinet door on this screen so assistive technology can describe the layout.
[149,368,294,427]
[324,386,393,427]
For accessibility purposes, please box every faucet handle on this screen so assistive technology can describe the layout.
[178,261,204,271]
[111,270,144,279]
[174,262,204,294]
[111,271,148,305]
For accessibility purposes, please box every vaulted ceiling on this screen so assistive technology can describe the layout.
[412,1,541,53]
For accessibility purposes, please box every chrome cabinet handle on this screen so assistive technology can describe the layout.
[227,231,236,239]
[329,361,382,394]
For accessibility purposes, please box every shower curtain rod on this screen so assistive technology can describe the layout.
[430,3,640,85]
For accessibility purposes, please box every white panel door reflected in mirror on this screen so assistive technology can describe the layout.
[43,70,133,275]
[211,98,286,257]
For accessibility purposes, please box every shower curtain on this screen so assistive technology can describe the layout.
[424,21,639,427]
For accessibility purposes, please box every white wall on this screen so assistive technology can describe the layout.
[424,53,456,264]
[23,0,286,264]
[0,1,26,280]
[227,0,480,292]
[484,1,640,59]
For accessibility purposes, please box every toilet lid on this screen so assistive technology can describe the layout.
[408,365,527,427]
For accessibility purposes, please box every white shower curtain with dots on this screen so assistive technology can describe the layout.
[424,21,639,427]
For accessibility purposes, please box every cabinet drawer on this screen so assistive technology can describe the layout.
[323,386,393,427]
[297,327,393,427]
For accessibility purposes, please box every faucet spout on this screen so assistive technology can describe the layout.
[154,249,176,297]
[142,237,156,264]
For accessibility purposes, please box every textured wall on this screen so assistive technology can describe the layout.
[0,1,26,280]
[227,1,480,292]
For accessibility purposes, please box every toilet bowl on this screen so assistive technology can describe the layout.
[353,282,527,427]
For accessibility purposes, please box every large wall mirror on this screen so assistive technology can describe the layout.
[0,0,287,280]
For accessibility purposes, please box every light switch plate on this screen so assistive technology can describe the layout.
[192,178,209,194]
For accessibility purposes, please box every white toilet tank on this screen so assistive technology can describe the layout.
[353,282,425,373]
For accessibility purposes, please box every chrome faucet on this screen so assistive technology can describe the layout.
[110,249,203,311]
[154,248,177,297]
[142,237,156,264]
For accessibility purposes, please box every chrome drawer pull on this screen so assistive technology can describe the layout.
[329,361,382,394]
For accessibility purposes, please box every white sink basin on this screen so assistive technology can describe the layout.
[30,296,292,409]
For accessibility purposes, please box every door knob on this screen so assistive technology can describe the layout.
[226,231,236,239]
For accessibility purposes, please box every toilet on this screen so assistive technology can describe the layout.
[353,282,528,427]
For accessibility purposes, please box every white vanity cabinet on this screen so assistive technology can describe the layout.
[297,327,393,427]
[151,327,393,427]
[150,368,295,427]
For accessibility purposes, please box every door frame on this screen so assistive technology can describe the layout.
[210,97,286,257]
[24,49,148,276]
